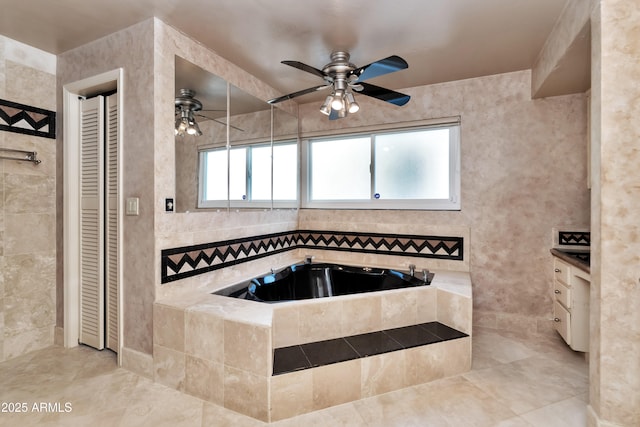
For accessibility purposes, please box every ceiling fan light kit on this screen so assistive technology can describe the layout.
[268,51,410,120]
[175,88,204,136]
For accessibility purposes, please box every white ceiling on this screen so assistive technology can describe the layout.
[1,0,583,103]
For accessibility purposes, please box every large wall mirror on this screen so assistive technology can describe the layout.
[174,56,298,212]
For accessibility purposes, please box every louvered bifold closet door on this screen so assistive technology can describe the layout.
[80,96,105,350]
[105,93,119,353]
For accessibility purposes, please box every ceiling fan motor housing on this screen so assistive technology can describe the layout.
[322,51,357,82]
[175,88,203,112]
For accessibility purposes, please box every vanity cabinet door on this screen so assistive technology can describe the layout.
[553,300,571,345]
[553,280,571,309]
[553,258,570,285]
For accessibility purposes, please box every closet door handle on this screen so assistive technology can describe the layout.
[554,268,561,273]
[554,318,561,322]
[554,290,561,294]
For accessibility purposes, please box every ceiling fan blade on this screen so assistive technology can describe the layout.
[267,84,330,104]
[350,55,408,82]
[281,60,326,78]
[356,82,410,106]
[194,113,244,131]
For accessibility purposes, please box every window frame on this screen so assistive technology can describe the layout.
[301,121,461,210]
[197,139,299,209]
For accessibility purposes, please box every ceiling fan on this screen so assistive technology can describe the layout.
[174,89,242,136]
[267,51,410,119]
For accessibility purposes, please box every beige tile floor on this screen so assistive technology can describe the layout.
[0,327,588,427]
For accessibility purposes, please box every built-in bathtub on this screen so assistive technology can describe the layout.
[215,261,434,302]
[152,259,472,422]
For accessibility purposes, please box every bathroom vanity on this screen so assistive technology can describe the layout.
[550,249,590,352]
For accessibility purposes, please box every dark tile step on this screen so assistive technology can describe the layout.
[273,321,468,376]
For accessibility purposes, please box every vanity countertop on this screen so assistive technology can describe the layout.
[550,248,590,274]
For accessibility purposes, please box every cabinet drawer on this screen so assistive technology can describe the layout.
[553,280,571,309]
[554,300,571,345]
[553,258,570,285]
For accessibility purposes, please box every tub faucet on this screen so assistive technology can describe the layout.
[409,264,415,276]
[422,269,430,282]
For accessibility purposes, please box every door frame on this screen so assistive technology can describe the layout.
[63,68,124,364]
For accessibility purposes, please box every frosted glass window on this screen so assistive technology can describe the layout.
[229,148,246,200]
[374,129,450,199]
[273,144,298,200]
[310,137,370,200]
[249,144,297,200]
[203,150,228,201]
[251,146,271,200]
[304,123,460,210]
[202,148,246,200]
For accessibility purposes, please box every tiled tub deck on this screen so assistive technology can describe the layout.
[153,268,472,422]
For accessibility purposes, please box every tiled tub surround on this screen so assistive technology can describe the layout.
[153,263,471,422]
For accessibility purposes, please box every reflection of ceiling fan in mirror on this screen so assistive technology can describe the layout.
[174,89,242,136]
[267,51,410,120]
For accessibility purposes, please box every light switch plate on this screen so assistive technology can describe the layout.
[126,197,139,216]
[165,198,174,212]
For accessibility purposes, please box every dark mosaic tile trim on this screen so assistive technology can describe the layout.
[161,230,464,284]
[272,321,469,376]
[161,231,299,284]
[0,98,56,139]
[296,230,463,260]
[558,231,590,247]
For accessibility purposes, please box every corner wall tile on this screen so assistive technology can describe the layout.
[153,344,185,391]
[312,359,362,411]
[341,295,382,336]
[223,365,269,422]
[382,289,418,330]
[361,351,407,398]
[153,304,185,352]
[437,289,472,334]
[270,369,314,422]
[184,354,223,405]
[184,306,224,363]
[272,305,300,348]
[223,319,271,376]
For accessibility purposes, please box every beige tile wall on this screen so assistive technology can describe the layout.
[57,19,158,358]
[0,36,56,362]
[589,1,640,425]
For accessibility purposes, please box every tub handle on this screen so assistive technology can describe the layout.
[422,269,430,282]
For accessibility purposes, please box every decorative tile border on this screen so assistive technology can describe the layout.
[161,230,464,284]
[558,230,590,247]
[0,98,56,139]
